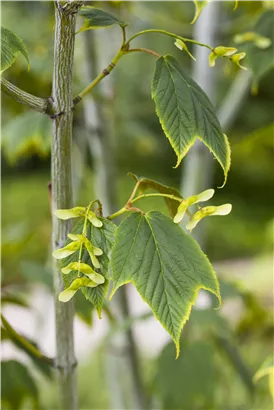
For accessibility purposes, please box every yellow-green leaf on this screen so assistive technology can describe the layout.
[231,52,248,70]
[173,189,215,224]
[59,277,98,303]
[52,241,81,259]
[61,262,105,284]
[61,218,116,317]
[174,39,196,61]
[87,212,103,227]
[186,203,232,230]
[55,207,86,220]
[191,1,209,24]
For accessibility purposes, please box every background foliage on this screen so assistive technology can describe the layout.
[1,1,273,409]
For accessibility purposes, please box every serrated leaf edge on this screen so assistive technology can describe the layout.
[151,56,231,186]
[109,211,221,358]
[1,26,30,73]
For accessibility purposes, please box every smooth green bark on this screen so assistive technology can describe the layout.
[51,2,82,409]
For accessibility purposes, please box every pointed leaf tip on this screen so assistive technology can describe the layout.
[191,1,209,24]
[152,56,231,184]
[111,211,221,356]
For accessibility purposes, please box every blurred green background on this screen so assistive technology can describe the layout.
[1,1,273,409]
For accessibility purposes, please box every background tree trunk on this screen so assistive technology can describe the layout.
[180,2,251,246]
[180,1,220,245]
[80,26,146,409]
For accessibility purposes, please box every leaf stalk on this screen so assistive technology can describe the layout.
[125,29,214,51]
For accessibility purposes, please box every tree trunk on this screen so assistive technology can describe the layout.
[51,2,81,409]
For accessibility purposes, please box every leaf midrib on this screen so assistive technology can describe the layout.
[164,60,193,152]
[114,213,143,284]
[167,58,226,165]
[145,213,179,337]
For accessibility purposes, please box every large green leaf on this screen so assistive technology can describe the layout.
[1,26,29,73]
[110,211,221,356]
[154,341,216,409]
[78,6,126,33]
[129,173,182,217]
[2,111,51,164]
[152,55,231,185]
[62,218,116,318]
[1,360,38,409]
[239,11,274,83]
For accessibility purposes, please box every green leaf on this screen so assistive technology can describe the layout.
[1,360,38,409]
[78,6,126,33]
[61,218,116,318]
[110,211,221,357]
[239,11,274,84]
[129,173,182,218]
[154,341,216,408]
[1,26,29,73]
[151,55,230,185]
[2,111,51,164]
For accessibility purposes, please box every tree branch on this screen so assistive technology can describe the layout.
[1,77,52,115]
[73,49,124,106]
